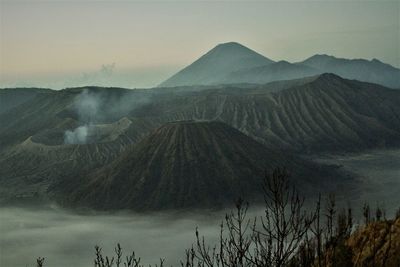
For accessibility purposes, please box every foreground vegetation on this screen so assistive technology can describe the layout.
[35,169,400,267]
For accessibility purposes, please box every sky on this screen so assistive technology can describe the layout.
[0,0,399,89]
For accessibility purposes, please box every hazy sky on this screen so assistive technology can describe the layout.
[0,0,399,89]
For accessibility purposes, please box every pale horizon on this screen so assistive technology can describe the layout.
[1,0,399,89]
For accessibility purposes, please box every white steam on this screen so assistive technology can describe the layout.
[63,87,151,144]
[63,89,102,144]
[64,125,90,144]
[74,89,102,123]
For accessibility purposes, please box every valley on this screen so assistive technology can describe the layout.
[315,149,400,216]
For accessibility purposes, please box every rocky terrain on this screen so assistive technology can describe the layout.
[347,218,400,267]
[55,121,348,210]
[1,73,399,210]
[147,74,400,152]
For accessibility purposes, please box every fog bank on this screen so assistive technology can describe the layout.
[1,149,399,267]
[0,207,227,267]
[315,149,400,217]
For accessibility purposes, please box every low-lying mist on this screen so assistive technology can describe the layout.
[1,149,399,267]
[0,206,229,267]
[314,149,400,215]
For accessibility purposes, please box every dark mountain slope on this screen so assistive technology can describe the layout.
[138,74,400,152]
[0,88,51,115]
[57,121,347,211]
[159,42,274,87]
[0,87,153,151]
[1,76,398,209]
[3,75,400,155]
[0,117,158,204]
[0,136,127,204]
[0,87,159,204]
[301,55,400,88]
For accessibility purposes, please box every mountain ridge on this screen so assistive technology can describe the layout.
[1,75,399,209]
[159,42,400,88]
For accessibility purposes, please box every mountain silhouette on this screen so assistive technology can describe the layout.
[160,43,400,88]
[159,42,274,87]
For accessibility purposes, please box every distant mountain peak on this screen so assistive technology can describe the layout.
[303,54,338,63]
[203,42,268,59]
[312,54,336,59]
[304,54,397,67]
[159,42,274,87]
[311,73,344,84]
[275,60,292,66]
[317,72,342,79]
[214,41,246,48]
[301,54,400,88]
[159,42,400,88]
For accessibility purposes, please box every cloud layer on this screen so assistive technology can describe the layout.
[0,206,226,267]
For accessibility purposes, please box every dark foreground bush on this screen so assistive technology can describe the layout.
[36,169,400,267]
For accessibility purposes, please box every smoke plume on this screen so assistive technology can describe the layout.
[74,89,103,123]
[63,87,151,144]
[63,89,102,144]
[64,125,90,144]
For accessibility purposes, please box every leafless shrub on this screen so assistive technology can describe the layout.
[36,257,45,267]
[252,168,317,267]
[93,243,154,267]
